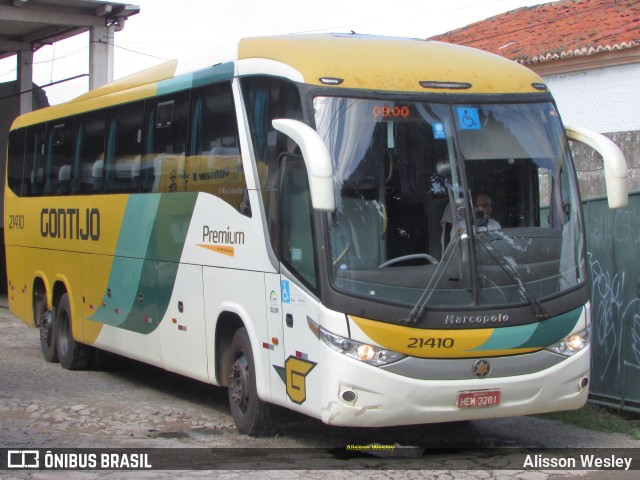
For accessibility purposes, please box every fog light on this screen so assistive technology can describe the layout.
[342,390,357,403]
[579,377,589,391]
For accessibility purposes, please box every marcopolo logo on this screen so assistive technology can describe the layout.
[40,208,100,241]
[444,313,510,326]
[197,225,245,257]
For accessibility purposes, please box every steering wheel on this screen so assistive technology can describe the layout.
[378,253,438,268]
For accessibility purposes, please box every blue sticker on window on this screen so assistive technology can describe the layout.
[456,107,481,130]
[432,122,446,139]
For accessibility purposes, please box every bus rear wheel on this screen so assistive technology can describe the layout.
[227,328,275,436]
[55,293,91,370]
[36,293,58,363]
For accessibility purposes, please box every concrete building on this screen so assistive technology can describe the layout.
[0,0,139,291]
[430,0,640,199]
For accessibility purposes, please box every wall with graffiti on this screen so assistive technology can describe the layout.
[584,192,640,411]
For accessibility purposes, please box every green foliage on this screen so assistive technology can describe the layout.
[536,403,640,440]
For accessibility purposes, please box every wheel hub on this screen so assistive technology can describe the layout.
[229,356,249,413]
[39,311,52,345]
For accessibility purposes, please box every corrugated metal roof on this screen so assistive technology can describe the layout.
[429,0,639,65]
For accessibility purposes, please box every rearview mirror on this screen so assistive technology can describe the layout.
[272,119,335,212]
[565,125,628,209]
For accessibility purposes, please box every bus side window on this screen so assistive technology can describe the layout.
[241,76,304,242]
[279,154,317,289]
[7,128,26,196]
[25,124,46,196]
[142,92,189,193]
[44,123,74,195]
[105,102,144,193]
[74,110,106,194]
[189,82,248,213]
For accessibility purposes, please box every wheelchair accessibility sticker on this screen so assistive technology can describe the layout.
[280,279,306,306]
[456,107,481,130]
[281,280,291,304]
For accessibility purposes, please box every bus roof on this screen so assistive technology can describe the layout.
[238,34,544,94]
[12,34,546,129]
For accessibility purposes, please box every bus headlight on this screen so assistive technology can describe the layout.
[546,327,590,356]
[307,318,405,366]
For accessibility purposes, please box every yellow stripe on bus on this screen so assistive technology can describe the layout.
[350,315,539,359]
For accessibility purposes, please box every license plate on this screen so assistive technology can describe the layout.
[456,389,501,408]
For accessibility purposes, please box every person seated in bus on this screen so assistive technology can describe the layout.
[474,192,501,230]
[440,192,501,252]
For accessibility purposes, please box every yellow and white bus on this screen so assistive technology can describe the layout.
[4,34,628,436]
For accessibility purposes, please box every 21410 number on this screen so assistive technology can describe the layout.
[9,214,25,229]
[407,337,454,349]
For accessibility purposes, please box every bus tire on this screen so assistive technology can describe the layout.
[227,327,276,436]
[36,293,58,363]
[55,293,91,370]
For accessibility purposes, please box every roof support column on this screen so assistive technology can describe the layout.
[17,49,33,114]
[89,25,114,90]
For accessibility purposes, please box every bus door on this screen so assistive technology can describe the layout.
[264,271,287,406]
[276,155,322,414]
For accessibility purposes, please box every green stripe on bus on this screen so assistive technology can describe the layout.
[516,306,583,349]
[193,63,234,87]
[88,195,161,328]
[118,193,198,333]
[156,74,193,96]
[89,193,198,333]
[156,63,235,96]
[471,306,582,352]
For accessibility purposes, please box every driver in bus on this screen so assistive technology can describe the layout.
[441,192,501,253]
[474,192,501,230]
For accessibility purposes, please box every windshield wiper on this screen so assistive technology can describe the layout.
[404,228,549,323]
[404,230,462,323]
[476,233,549,319]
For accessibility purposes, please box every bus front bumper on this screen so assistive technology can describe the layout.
[319,346,590,427]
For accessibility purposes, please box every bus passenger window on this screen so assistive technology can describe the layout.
[7,129,26,196]
[189,82,247,213]
[74,111,106,194]
[25,124,46,196]
[105,102,143,193]
[44,123,74,195]
[57,165,71,195]
[142,93,189,193]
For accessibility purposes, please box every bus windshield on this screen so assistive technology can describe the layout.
[313,96,585,311]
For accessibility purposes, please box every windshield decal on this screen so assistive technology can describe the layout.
[432,122,447,139]
[456,107,481,130]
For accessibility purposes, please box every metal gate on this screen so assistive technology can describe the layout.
[584,191,640,412]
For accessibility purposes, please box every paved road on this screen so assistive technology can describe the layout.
[0,308,638,479]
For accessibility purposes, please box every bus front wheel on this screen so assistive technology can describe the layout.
[55,293,91,370]
[227,327,275,436]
